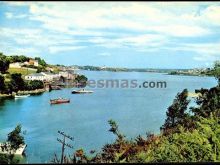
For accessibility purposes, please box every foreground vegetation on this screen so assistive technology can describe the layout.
[0,125,25,164]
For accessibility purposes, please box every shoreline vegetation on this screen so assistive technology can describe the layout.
[0,89,46,98]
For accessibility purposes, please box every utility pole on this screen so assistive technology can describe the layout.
[57,130,74,164]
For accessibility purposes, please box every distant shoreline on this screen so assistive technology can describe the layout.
[77,68,215,77]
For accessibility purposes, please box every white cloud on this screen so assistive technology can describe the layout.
[150,25,211,37]
[48,46,86,54]
[2,1,220,64]
[163,42,220,62]
[25,2,219,37]
[88,34,166,50]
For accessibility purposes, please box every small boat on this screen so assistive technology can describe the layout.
[71,89,93,94]
[51,86,62,90]
[15,94,30,98]
[50,98,70,104]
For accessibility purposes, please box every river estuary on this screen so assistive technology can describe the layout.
[0,70,217,163]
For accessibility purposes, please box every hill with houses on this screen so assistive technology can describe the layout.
[0,52,87,97]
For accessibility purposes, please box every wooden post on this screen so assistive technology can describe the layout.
[57,131,74,164]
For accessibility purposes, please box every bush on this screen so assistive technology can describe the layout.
[26,80,44,90]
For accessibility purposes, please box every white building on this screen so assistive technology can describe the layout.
[25,72,60,81]
[25,73,46,81]
[59,71,77,80]
[41,72,60,81]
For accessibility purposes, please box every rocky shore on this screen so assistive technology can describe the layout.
[17,88,46,95]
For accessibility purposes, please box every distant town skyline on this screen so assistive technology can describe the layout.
[0,2,220,69]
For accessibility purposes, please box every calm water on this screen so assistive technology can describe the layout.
[0,71,217,163]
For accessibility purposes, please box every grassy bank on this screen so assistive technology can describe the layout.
[8,68,36,76]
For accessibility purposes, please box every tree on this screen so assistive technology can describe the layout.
[35,57,47,67]
[192,86,220,118]
[213,61,220,85]
[0,153,19,164]
[0,54,10,73]
[108,119,125,142]
[27,80,44,90]
[6,55,29,63]
[161,89,190,133]
[0,74,5,92]
[10,73,25,92]
[0,125,24,164]
[7,124,25,150]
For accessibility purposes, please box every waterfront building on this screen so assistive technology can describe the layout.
[25,73,46,81]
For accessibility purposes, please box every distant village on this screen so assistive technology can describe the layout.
[169,68,212,76]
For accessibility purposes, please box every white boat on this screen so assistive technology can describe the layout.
[15,94,30,98]
[72,89,93,94]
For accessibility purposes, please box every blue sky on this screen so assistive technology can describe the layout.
[0,2,220,69]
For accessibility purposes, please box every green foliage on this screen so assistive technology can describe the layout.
[0,74,5,92]
[214,61,220,84]
[7,124,25,150]
[161,89,190,133]
[192,86,220,117]
[0,153,19,164]
[108,119,125,141]
[75,75,88,83]
[26,80,44,90]
[6,55,30,63]
[10,73,25,92]
[35,57,47,67]
[0,53,10,73]
[137,114,220,162]
[0,124,25,164]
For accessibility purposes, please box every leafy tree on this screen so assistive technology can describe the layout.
[27,80,44,90]
[161,89,190,133]
[7,55,29,63]
[7,124,25,150]
[213,61,220,85]
[137,114,220,162]
[35,57,47,67]
[0,54,10,73]
[0,153,19,164]
[75,75,88,83]
[108,119,125,141]
[0,125,24,164]
[0,74,5,92]
[192,86,220,117]
[10,73,25,92]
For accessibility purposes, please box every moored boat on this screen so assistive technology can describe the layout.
[51,86,62,90]
[50,98,70,104]
[71,89,93,94]
[15,94,30,98]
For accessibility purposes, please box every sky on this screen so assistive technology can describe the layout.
[0,2,220,69]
